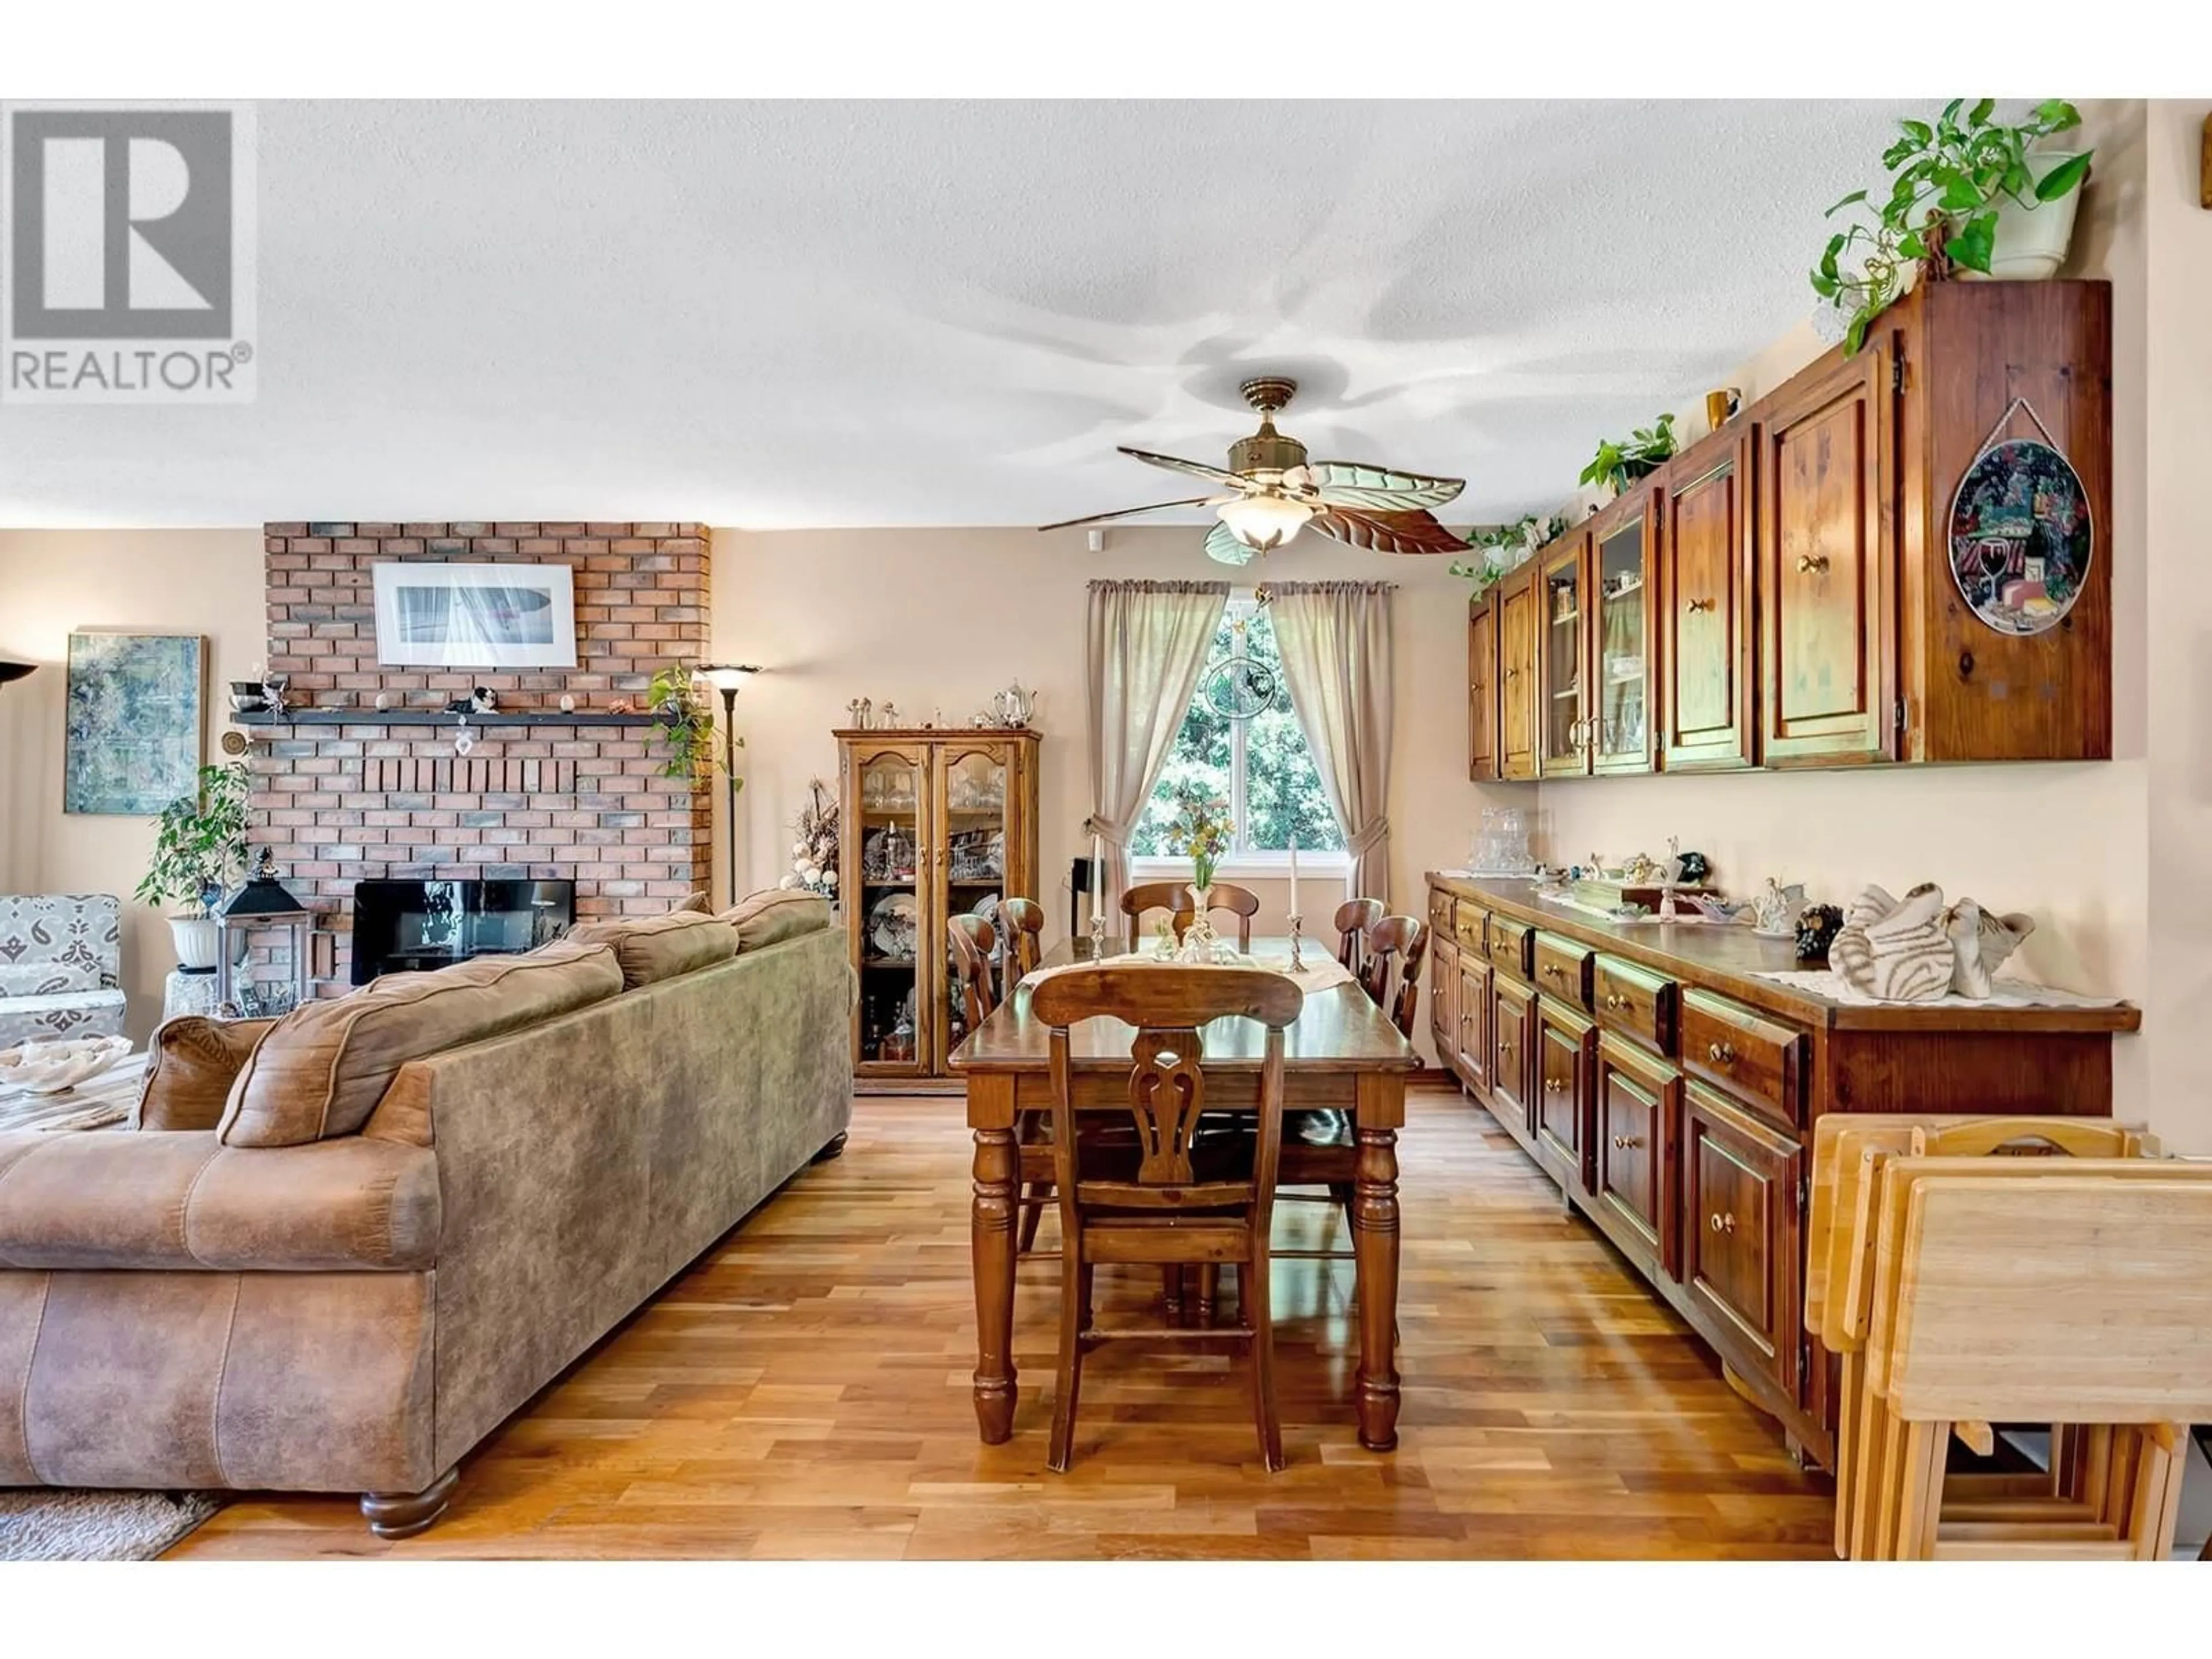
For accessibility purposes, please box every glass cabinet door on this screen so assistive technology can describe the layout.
[935,743,1013,1067]
[1540,538,1590,775]
[852,745,927,1073]
[1593,513,1654,772]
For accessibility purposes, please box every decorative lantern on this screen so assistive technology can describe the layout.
[215,848,315,1017]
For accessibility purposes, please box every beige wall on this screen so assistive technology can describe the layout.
[2142,100,2212,1152]
[0,529,265,1037]
[709,527,1475,988]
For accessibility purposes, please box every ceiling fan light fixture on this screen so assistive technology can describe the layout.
[1217,494,1311,552]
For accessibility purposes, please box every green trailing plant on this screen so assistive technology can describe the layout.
[1813,99,2091,355]
[1450,513,1541,596]
[1579,414,1677,497]
[135,762,250,914]
[645,661,741,786]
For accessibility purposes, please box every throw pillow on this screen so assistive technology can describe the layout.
[217,940,624,1147]
[719,889,832,951]
[138,1015,278,1131]
[0,963,98,997]
[566,910,737,988]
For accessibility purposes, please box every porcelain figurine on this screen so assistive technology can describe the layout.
[1749,878,1804,937]
[1657,836,1683,921]
[1794,903,1845,963]
[1829,884,1955,1002]
[1944,896,2035,998]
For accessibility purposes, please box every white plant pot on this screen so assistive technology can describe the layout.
[1961,154,2084,281]
[169,915,221,972]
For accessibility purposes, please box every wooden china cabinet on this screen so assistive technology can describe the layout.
[836,728,1041,1086]
[1477,278,2112,783]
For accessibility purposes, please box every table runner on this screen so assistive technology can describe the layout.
[1021,949,1358,998]
[1752,969,2128,1010]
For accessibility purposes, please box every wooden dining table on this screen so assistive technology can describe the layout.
[947,937,1422,1453]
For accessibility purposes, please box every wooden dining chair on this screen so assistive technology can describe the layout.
[1119,880,1194,952]
[994,896,1045,987]
[1175,881,1262,952]
[1334,897,1384,974]
[1357,915,1425,1014]
[946,914,998,1030]
[1028,964,1304,1472]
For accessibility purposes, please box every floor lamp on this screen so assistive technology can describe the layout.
[0,662,34,687]
[692,664,759,906]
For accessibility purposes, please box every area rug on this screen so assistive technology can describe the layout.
[0,1490,224,1561]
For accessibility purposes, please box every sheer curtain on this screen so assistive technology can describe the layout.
[1085,579,1230,912]
[1267,581,1396,903]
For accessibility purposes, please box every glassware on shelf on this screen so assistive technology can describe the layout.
[1469,806,1536,875]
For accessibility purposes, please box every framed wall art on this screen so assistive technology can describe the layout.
[371,562,578,668]
[63,631,207,815]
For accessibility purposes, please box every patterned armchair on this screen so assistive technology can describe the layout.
[0,895,127,1047]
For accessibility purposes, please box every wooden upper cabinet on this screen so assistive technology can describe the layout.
[1590,497,1657,775]
[1467,598,1499,782]
[1758,342,1895,766]
[1537,532,1592,778]
[1496,569,1539,781]
[1657,430,1756,771]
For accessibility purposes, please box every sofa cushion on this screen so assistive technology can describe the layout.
[721,889,833,951]
[0,962,98,997]
[0,1130,440,1271]
[565,910,737,988]
[216,940,623,1147]
[138,1015,278,1132]
[671,891,712,914]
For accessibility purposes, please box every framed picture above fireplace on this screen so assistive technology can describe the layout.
[371,562,578,668]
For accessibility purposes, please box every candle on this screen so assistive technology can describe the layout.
[1288,832,1299,919]
[1090,832,1103,915]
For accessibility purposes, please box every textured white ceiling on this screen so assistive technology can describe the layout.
[0,99,1914,528]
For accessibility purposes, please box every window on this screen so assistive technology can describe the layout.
[1128,597,1346,876]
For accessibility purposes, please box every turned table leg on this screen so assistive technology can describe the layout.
[360,1467,457,1540]
[1351,1094,1403,1452]
[971,1123,1020,1443]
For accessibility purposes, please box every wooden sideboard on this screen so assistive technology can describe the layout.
[1425,873,2140,1465]
[1468,279,2112,782]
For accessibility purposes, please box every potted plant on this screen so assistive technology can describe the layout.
[1579,414,1677,501]
[645,661,736,783]
[1813,99,2092,355]
[1449,513,1560,596]
[135,762,250,970]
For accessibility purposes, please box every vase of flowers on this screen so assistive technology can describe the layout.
[780,778,841,910]
[1162,786,1234,963]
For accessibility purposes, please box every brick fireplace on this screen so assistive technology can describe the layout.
[247,521,712,996]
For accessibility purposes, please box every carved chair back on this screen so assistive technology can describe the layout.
[1357,914,1426,1017]
[948,914,998,1031]
[994,896,1046,986]
[1334,897,1384,972]
[1028,965,1303,1218]
[1388,919,1429,1041]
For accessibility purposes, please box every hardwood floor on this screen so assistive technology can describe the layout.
[169,1089,1833,1559]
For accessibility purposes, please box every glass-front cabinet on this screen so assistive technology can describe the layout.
[846,741,931,1077]
[838,727,1040,1085]
[1539,532,1590,777]
[933,739,1018,1070]
[1593,505,1657,773]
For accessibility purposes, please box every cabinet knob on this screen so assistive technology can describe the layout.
[1707,1041,1736,1066]
[1603,991,1629,1011]
[1611,1134,1642,1150]
[1709,1211,1737,1234]
[1683,597,1714,614]
[1796,554,1831,575]
[1541,963,1563,980]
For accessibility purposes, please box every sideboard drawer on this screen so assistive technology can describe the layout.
[1593,953,1677,1056]
[1488,914,1533,982]
[1681,988,1805,1129]
[1532,931,1593,1007]
[1429,888,1457,937]
[1455,904,1487,956]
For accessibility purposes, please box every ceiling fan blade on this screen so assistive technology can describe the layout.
[1118,445,1249,490]
[1203,522,1257,567]
[1037,495,1224,532]
[1305,460,1465,512]
[1308,506,1467,556]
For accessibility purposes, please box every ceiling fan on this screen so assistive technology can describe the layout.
[1041,376,1467,566]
